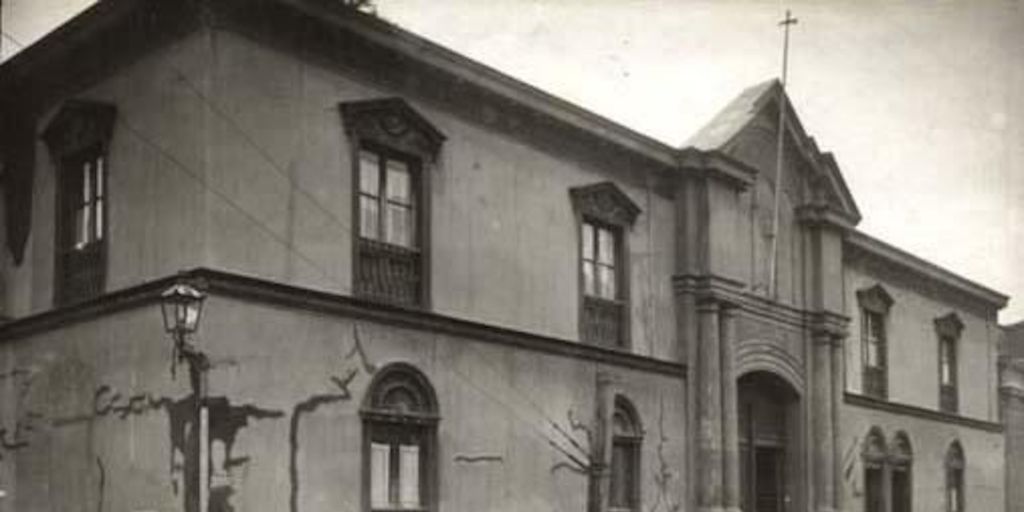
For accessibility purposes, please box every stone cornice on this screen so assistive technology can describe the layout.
[676,148,757,190]
[844,392,1003,433]
[845,231,1007,314]
[795,203,856,232]
[0,269,687,379]
[673,273,850,335]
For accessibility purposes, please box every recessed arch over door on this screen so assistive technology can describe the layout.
[738,370,802,512]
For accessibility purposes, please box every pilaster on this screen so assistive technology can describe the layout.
[696,299,724,512]
[719,302,741,512]
[812,331,837,512]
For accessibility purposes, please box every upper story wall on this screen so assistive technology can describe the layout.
[200,29,678,359]
[843,241,1003,422]
[2,26,679,360]
[3,32,213,318]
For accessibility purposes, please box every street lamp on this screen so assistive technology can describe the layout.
[160,281,209,512]
[161,283,205,342]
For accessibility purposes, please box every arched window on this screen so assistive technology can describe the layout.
[862,428,887,512]
[946,441,965,512]
[362,363,438,512]
[889,432,913,512]
[609,396,642,512]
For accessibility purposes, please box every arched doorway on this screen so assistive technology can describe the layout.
[738,371,801,512]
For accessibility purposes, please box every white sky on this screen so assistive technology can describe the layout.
[4,0,1023,322]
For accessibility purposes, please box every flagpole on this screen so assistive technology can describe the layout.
[768,9,797,299]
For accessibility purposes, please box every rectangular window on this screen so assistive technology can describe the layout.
[57,151,107,305]
[865,466,884,512]
[939,335,958,413]
[355,146,423,307]
[609,439,638,511]
[947,468,963,512]
[580,219,625,348]
[862,310,887,399]
[369,425,428,511]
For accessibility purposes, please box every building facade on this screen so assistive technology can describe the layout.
[0,2,1011,512]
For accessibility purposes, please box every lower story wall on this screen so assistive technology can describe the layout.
[839,399,1005,512]
[0,290,688,512]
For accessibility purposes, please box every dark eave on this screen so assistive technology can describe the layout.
[272,0,680,167]
[0,0,199,114]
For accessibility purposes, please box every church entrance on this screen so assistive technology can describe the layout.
[739,372,799,512]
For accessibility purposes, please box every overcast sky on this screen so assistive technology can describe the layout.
[3,0,1023,322]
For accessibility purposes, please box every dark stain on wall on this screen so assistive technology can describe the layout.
[96,456,106,512]
[162,395,283,512]
[288,368,358,512]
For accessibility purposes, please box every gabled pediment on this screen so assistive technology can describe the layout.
[934,312,965,339]
[857,284,894,314]
[684,80,861,226]
[340,98,446,160]
[41,100,117,157]
[570,181,641,227]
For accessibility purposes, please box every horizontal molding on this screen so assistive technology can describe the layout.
[0,268,686,379]
[674,273,850,335]
[844,392,1003,434]
[845,231,1007,313]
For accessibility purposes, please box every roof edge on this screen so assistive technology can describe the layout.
[845,230,1008,308]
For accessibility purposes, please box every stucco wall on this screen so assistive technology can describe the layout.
[5,33,213,318]
[198,29,679,358]
[0,293,687,512]
[4,27,678,361]
[838,403,1005,512]
[843,261,1001,422]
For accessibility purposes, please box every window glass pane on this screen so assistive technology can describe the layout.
[83,162,92,203]
[583,261,595,296]
[360,151,381,195]
[869,312,884,340]
[582,223,594,262]
[866,339,878,367]
[599,264,617,299]
[96,157,104,198]
[360,196,380,239]
[386,160,411,204]
[95,198,104,241]
[386,204,414,248]
[76,205,91,249]
[598,227,616,265]
[610,441,634,507]
[399,444,421,508]
[370,442,391,508]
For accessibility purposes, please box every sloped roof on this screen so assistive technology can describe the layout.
[684,79,862,224]
[685,79,777,151]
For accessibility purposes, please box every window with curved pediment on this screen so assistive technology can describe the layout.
[857,284,893,399]
[609,396,642,512]
[570,182,640,349]
[945,441,965,512]
[341,99,445,308]
[362,363,439,512]
[42,100,117,306]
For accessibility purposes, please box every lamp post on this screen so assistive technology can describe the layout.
[161,282,209,512]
